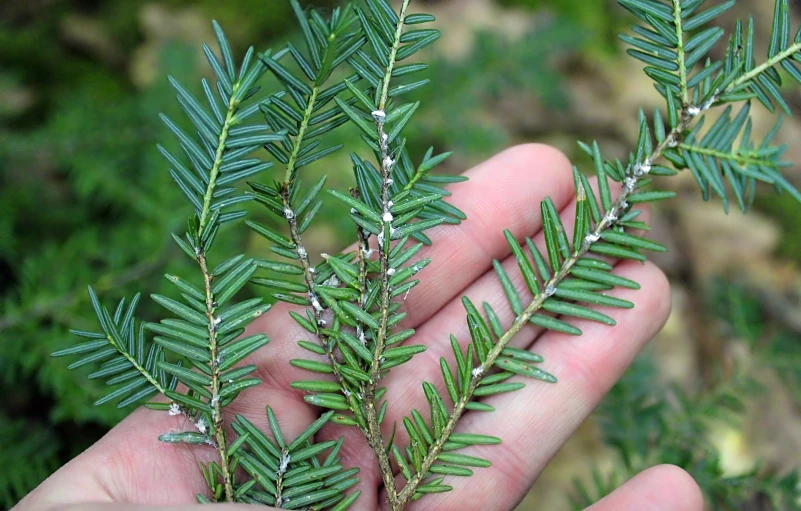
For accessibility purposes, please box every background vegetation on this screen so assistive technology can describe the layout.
[2,0,801,508]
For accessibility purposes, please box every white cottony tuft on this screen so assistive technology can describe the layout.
[383,157,394,169]
[688,106,701,117]
[383,212,393,223]
[195,418,208,434]
[632,159,651,177]
[625,177,637,191]
[168,403,182,416]
[544,284,557,297]
[297,246,307,258]
[584,232,601,245]
[372,110,386,122]
[310,295,324,313]
[283,207,294,219]
[212,316,222,327]
[472,367,484,378]
[279,452,291,474]
[387,268,396,276]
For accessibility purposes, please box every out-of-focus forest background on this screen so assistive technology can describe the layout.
[2,0,801,509]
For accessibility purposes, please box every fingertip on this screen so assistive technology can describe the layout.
[653,464,705,511]
[507,143,573,177]
[588,464,704,511]
[635,261,673,335]
[632,464,705,511]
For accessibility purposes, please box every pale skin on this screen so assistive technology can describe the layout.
[15,144,705,511]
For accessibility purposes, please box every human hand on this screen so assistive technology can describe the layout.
[15,144,703,511]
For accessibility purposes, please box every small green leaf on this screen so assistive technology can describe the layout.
[571,268,641,290]
[529,314,582,335]
[542,299,616,326]
[429,464,473,476]
[159,432,210,444]
[601,231,667,252]
[437,452,492,468]
[473,382,526,396]
[291,359,334,374]
[495,358,557,383]
[448,433,502,445]
[553,288,634,309]
[288,411,335,452]
[339,301,379,329]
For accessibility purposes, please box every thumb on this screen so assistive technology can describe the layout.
[586,465,704,511]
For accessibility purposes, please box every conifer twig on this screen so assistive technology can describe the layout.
[672,0,689,105]
[192,93,242,503]
[276,81,354,416]
[729,41,801,91]
[361,1,413,505]
[396,102,701,506]
[280,188,351,394]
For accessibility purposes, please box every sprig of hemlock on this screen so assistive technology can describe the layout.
[246,1,368,421]
[52,20,362,507]
[53,0,801,509]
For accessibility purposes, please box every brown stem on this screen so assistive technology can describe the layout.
[279,189,350,392]
[363,114,399,503]
[198,252,234,502]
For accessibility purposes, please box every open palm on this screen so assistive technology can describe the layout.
[15,145,703,511]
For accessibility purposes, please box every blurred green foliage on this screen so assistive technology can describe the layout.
[572,281,801,510]
[500,0,626,54]
[756,193,801,263]
[408,20,580,159]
